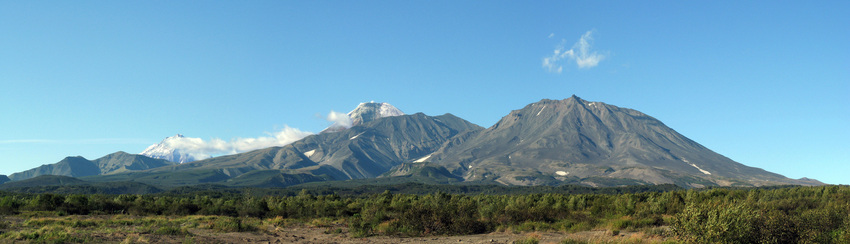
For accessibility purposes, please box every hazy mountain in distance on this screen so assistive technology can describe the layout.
[8,152,175,181]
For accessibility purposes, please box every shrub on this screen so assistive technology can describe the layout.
[0,197,21,215]
[29,194,65,212]
[207,217,256,233]
[671,203,758,243]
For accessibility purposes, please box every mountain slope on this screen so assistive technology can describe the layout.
[2,175,87,188]
[92,151,178,175]
[8,152,175,181]
[427,96,816,187]
[223,170,332,188]
[379,162,465,184]
[0,175,163,194]
[293,112,483,179]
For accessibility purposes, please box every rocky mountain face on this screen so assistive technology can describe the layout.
[0,175,10,184]
[290,112,481,179]
[425,96,816,187]
[8,152,175,181]
[140,134,201,163]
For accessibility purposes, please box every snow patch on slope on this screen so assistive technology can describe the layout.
[413,154,432,163]
[303,149,316,157]
[350,132,366,140]
[537,105,547,116]
[682,159,711,175]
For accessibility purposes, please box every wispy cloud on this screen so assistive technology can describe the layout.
[0,139,55,144]
[159,126,314,160]
[542,30,607,73]
[573,31,605,68]
[0,138,148,144]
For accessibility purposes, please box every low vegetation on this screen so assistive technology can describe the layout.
[0,185,847,243]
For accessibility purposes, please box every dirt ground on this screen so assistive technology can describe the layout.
[124,226,669,244]
[111,225,558,244]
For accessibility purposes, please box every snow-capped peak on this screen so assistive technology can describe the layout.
[322,102,404,133]
[140,134,202,163]
[348,102,404,126]
[379,103,404,117]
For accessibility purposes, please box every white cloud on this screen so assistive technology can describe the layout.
[161,126,313,159]
[548,33,555,38]
[326,110,353,129]
[146,109,356,161]
[542,30,607,73]
[573,31,605,68]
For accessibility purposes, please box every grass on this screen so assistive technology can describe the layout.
[0,225,89,243]
[153,225,191,236]
[0,214,240,242]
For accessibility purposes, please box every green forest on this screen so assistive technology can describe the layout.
[0,185,848,243]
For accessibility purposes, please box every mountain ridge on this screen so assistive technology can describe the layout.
[8,152,176,181]
[10,97,822,188]
[82,112,483,186]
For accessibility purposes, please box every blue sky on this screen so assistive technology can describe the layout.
[1,1,847,184]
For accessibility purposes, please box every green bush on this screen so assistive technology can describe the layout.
[0,197,22,215]
[207,217,256,233]
[672,203,759,243]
